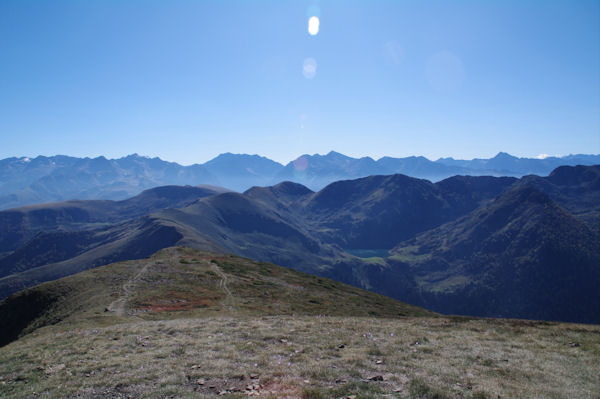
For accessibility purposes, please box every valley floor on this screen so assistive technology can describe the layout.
[1,315,598,399]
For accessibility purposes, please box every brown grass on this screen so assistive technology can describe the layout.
[1,315,599,398]
[1,247,598,398]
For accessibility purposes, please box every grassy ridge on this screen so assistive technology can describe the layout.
[0,247,431,347]
[1,247,598,398]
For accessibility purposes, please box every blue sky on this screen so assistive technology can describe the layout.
[1,0,599,165]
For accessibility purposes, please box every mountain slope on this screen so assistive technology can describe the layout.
[303,174,516,249]
[0,246,432,347]
[518,164,600,232]
[0,184,229,253]
[391,185,600,322]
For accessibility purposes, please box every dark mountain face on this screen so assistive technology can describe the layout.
[303,174,517,249]
[518,165,600,232]
[391,185,600,323]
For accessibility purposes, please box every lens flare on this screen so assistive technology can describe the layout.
[302,57,317,79]
[308,16,320,35]
[294,156,309,171]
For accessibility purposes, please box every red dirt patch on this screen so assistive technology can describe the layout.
[137,297,219,313]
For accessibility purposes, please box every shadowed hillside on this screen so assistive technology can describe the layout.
[0,184,229,253]
[392,185,600,323]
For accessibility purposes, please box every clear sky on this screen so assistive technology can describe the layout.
[1,0,599,165]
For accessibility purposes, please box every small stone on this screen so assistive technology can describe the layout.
[303,380,310,384]
[249,373,259,379]
[368,375,384,381]
[375,359,383,364]
[196,379,205,385]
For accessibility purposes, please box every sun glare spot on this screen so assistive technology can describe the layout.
[308,16,320,35]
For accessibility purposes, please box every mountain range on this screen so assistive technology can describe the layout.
[1,151,598,210]
[1,164,598,323]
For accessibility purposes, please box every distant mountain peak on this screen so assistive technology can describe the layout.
[324,150,351,159]
[492,151,517,159]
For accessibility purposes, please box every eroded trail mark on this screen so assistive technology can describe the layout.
[107,261,152,317]
[210,262,235,311]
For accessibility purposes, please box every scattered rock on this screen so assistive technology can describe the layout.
[569,342,581,347]
[196,379,205,385]
[375,359,383,364]
[335,378,347,384]
[191,365,200,369]
[246,383,261,391]
[303,380,310,384]
[368,375,384,381]
[45,364,66,375]
[249,373,259,379]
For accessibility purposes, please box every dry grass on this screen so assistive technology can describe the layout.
[1,247,598,398]
[1,315,598,398]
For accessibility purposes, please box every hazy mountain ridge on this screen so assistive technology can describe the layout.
[1,151,598,209]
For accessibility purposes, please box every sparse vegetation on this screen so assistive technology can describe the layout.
[1,247,598,398]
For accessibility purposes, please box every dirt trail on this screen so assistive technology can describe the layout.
[107,261,152,317]
[210,262,235,311]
